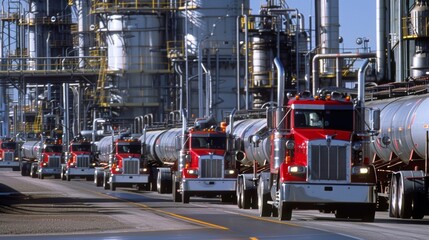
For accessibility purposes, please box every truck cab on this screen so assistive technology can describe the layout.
[0,138,19,171]
[62,138,96,181]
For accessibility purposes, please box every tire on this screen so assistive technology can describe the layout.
[111,183,116,191]
[182,191,190,204]
[30,165,37,178]
[236,178,243,209]
[21,163,28,176]
[172,176,181,202]
[389,174,398,218]
[257,178,271,217]
[103,173,110,190]
[278,200,292,221]
[411,193,425,219]
[241,188,251,209]
[61,170,66,181]
[66,174,71,181]
[398,173,412,219]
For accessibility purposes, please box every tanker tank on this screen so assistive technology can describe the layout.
[228,119,270,167]
[21,141,41,159]
[95,136,117,163]
[366,94,429,164]
[141,128,182,164]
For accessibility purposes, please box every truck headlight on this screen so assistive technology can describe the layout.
[187,169,198,175]
[285,140,295,150]
[140,168,148,173]
[115,167,123,173]
[225,169,236,175]
[288,165,306,174]
[352,166,369,174]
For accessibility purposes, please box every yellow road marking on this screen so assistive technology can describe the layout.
[92,190,228,230]
[235,212,299,227]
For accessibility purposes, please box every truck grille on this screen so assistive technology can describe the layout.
[123,158,139,174]
[199,155,224,178]
[308,139,350,182]
[48,156,61,168]
[76,155,91,168]
[3,152,14,161]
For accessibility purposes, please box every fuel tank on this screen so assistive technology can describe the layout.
[21,141,41,159]
[367,94,429,164]
[228,119,270,167]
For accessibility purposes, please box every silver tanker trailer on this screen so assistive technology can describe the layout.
[367,94,429,219]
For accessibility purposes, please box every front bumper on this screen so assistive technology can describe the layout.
[280,182,376,204]
[39,167,61,175]
[110,174,149,184]
[0,161,19,168]
[182,178,236,193]
[67,168,95,176]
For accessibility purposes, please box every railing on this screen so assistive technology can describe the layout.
[0,56,102,75]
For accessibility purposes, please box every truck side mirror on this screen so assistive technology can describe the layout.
[371,109,380,132]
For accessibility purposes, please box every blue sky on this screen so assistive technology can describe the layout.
[250,0,376,51]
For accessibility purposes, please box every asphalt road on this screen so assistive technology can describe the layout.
[1,168,428,240]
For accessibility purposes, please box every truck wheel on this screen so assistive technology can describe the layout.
[398,173,412,219]
[241,189,251,209]
[39,173,44,180]
[103,173,110,190]
[172,176,181,202]
[236,178,243,209]
[389,173,399,218]
[20,163,28,176]
[61,171,66,181]
[30,165,37,178]
[411,194,425,219]
[182,191,190,204]
[67,174,71,181]
[257,178,272,217]
[278,200,292,221]
[111,183,116,191]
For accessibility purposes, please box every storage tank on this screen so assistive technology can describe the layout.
[228,118,270,166]
[367,94,429,164]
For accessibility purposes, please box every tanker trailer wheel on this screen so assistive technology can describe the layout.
[411,171,426,219]
[397,172,412,219]
[21,163,29,176]
[103,172,110,190]
[61,169,66,181]
[172,175,181,202]
[95,172,103,187]
[30,165,36,178]
[236,177,243,208]
[389,173,399,218]
[257,178,272,217]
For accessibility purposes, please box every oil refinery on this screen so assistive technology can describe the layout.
[1,0,429,224]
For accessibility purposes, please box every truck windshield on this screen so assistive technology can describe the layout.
[191,136,226,149]
[118,144,141,154]
[294,109,353,131]
[1,142,16,149]
[44,145,63,153]
[71,144,91,152]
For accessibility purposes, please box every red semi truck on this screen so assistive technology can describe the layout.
[0,137,20,171]
[231,91,380,221]
[20,137,63,179]
[93,134,149,191]
[140,114,237,203]
[61,137,96,181]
